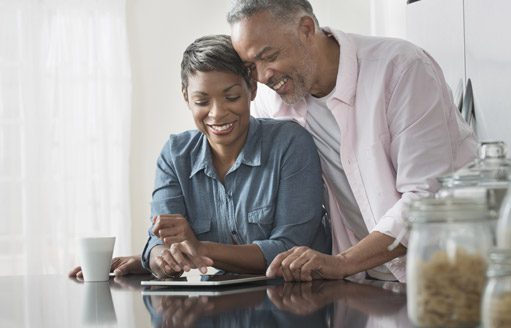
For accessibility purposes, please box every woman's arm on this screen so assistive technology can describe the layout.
[167,240,266,274]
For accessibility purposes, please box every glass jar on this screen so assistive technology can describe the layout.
[437,141,511,211]
[406,197,495,328]
[497,187,511,248]
[481,249,511,328]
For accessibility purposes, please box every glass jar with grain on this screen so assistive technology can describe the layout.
[406,197,495,327]
[481,248,511,328]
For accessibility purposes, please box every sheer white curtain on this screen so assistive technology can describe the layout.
[0,0,132,275]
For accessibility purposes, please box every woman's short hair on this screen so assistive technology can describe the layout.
[181,34,251,93]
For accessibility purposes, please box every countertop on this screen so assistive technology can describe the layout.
[0,274,412,327]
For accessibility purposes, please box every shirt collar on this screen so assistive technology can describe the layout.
[235,116,262,168]
[322,27,358,107]
[189,116,262,179]
[189,134,213,178]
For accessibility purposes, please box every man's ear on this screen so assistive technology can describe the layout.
[298,15,316,41]
[182,88,188,103]
[249,79,257,101]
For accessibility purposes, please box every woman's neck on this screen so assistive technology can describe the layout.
[210,145,240,183]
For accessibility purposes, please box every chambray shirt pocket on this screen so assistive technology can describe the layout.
[247,205,275,238]
[189,216,212,236]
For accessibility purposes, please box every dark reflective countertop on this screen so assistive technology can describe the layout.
[0,273,412,327]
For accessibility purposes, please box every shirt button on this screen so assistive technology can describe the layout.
[231,230,237,235]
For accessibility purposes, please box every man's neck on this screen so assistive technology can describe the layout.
[310,30,340,98]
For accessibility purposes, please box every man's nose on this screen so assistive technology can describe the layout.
[255,64,273,85]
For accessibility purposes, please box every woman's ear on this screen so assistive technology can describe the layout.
[249,79,257,101]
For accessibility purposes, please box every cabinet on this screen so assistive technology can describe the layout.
[406,0,511,148]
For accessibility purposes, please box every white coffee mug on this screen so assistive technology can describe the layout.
[78,236,116,282]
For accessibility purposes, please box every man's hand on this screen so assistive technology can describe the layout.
[68,255,146,279]
[267,281,341,315]
[266,246,344,281]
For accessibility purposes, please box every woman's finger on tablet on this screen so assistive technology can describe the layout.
[160,248,182,273]
[179,241,212,273]
[170,243,193,272]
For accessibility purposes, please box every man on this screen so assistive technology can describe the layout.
[227,0,477,282]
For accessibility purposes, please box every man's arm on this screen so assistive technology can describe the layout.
[267,232,405,281]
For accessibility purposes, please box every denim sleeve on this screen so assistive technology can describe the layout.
[141,141,187,270]
[253,126,329,265]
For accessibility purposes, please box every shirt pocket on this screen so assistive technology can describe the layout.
[190,216,212,235]
[247,205,274,237]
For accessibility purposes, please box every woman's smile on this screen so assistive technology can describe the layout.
[207,121,236,135]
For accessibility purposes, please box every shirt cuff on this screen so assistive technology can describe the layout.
[252,240,288,267]
[141,236,163,271]
[371,215,409,247]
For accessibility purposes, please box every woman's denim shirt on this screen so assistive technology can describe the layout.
[142,117,331,269]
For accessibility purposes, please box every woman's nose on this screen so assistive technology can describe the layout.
[208,100,224,118]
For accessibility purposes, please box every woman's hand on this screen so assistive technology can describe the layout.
[152,214,200,247]
[149,244,213,278]
[68,255,146,279]
[150,214,212,275]
[168,240,213,274]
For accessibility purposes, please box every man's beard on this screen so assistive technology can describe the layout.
[280,56,314,105]
[280,73,308,105]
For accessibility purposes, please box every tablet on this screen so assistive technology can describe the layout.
[140,274,269,287]
[141,284,270,297]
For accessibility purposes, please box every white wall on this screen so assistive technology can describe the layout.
[126,0,373,254]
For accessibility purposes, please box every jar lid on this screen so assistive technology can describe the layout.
[487,248,511,277]
[406,196,494,224]
[438,141,511,188]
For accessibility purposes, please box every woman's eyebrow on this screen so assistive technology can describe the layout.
[191,91,208,96]
[223,83,241,92]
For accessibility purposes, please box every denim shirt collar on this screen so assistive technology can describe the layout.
[189,116,262,179]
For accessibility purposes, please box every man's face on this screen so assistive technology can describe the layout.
[231,11,314,105]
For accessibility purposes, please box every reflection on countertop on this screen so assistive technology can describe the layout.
[0,274,412,328]
[143,278,409,328]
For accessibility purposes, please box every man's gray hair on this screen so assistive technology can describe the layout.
[181,34,251,93]
[227,0,319,26]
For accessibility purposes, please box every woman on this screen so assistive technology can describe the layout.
[144,34,331,278]
[70,35,330,279]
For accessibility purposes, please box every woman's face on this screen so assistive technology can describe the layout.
[184,70,255,155]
